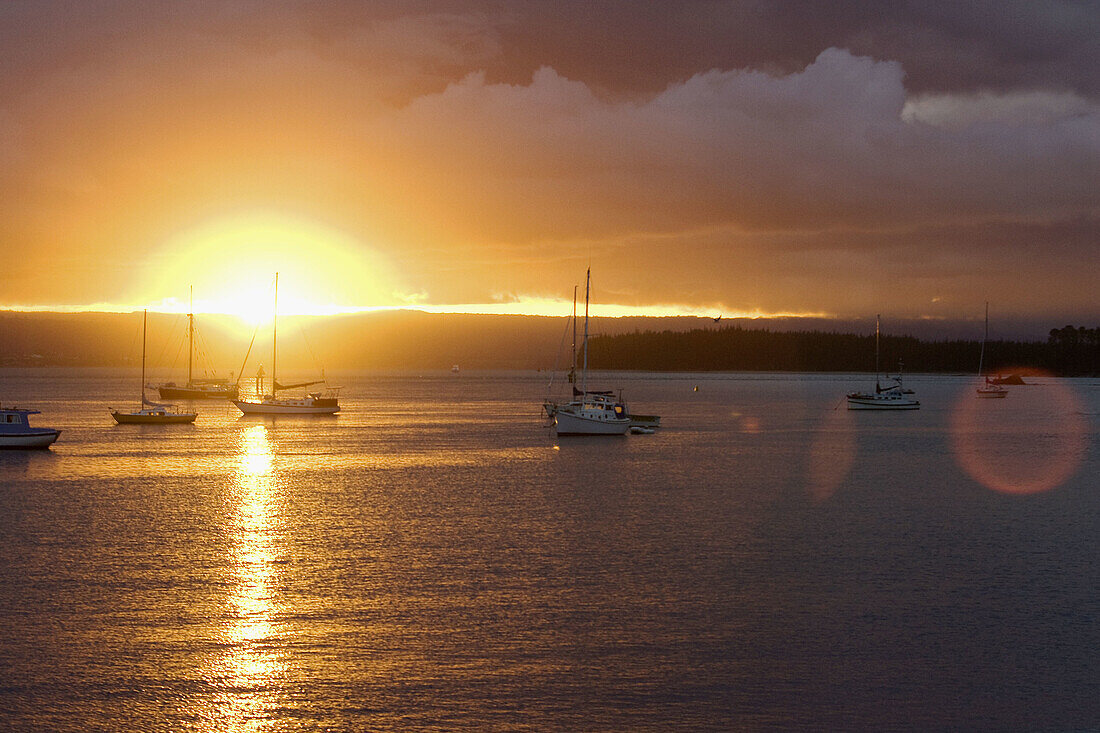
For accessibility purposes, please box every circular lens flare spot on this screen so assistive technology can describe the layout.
[950,372,1087,495]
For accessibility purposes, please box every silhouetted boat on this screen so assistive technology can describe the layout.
[847,315,920,410]
[976,302,1007,399]
[552,269,631,435]
[0,406,61,448]
[155,290,238,400]
[112,310,198,424]
[543,278,660,432]
[232,273,340,415]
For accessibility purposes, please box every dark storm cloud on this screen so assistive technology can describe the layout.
[4,1,1095,101]
[477,0,1100,99]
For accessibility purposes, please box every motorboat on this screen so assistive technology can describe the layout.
[627,413,662,429]
[847,315,920,410]
[0,406,61,448]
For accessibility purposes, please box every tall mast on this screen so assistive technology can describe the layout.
[978,302,988,378]
[141,309,147,407]
[582,268,590,397]
[571,285,577,380]
[875,314,881,387]
[272,272,278,397]
[187,286,194,386]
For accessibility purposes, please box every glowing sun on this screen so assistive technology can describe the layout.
[135,211,399,322]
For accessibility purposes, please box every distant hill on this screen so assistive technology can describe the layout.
[1,310,1095,375]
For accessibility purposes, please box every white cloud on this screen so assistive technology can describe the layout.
[373,48,1100,239]
[902,90,1095,128]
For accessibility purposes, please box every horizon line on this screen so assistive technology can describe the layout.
[0,301,833,321]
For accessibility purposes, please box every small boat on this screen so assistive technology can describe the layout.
[630,425,655,435]
[451,364,460,374]
[628,413,662,429]
[0,405,61,449]
[975,302,1007,399]
[155,290,238,400]
[847,315,920,410]
[112,310,198,424]
[551,269,631,436]
[232,273,340,415]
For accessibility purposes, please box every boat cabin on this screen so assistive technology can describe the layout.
[1,408,35,428]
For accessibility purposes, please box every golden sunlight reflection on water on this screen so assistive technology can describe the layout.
[205,424,285,732]
[949,376,1088,495]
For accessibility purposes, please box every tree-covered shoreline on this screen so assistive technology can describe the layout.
[587,325,1100,377]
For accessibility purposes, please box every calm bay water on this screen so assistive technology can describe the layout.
[1,368,1097,730]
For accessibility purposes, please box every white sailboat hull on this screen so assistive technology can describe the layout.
[846,394,920,410]
[234,398,339,415]
[554,408,630,435]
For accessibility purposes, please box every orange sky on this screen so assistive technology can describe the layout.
[1,3,1097,326]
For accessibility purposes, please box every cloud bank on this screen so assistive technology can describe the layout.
[0,3,1097,324]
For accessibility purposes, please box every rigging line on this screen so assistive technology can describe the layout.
[168,333,186,380]
[296,320,327,382]
[234,274,277,389]
[123,311,142,384]
[152,312,184,371]
[236,322,261,388]
[546,307,573,393]
[194,328,218,377]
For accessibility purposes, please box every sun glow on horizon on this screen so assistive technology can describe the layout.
[2,207,834,322]
[131,211,404,324]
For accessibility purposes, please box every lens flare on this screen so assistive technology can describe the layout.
[807,406,856,502]
[949,372,1087,495]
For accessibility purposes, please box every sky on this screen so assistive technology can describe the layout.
[1,1,1097,327]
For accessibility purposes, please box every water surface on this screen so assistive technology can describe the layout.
[1,369,1097,730]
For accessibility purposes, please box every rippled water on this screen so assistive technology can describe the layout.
[1,368,1097,730]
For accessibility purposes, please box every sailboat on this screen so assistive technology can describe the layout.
[976,302,1008,399]
[544,278,660,431]
[111,310,198,424]
[232,273,340,415]
[846,315,920,410]
[552,269,632,436]
[156,288,239,400]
